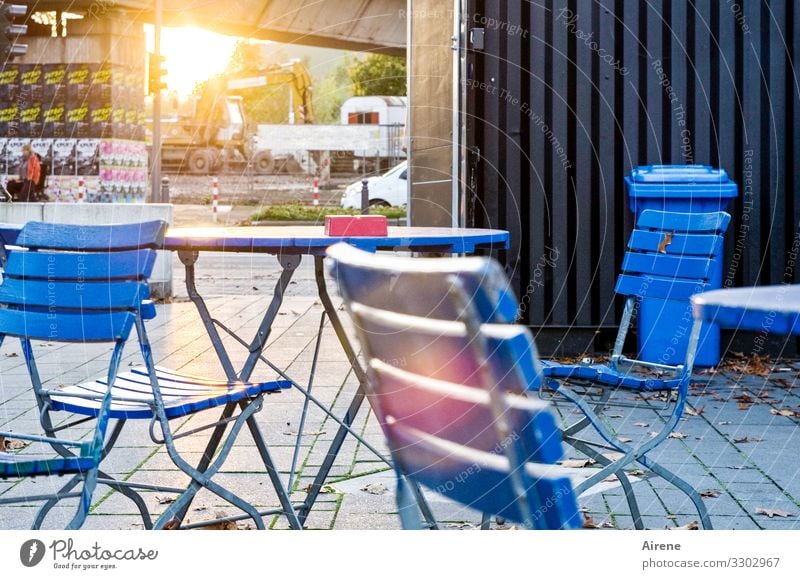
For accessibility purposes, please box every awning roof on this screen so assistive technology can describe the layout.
[21,1,406,55]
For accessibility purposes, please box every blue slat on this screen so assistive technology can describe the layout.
[0,309,135,341]
[621,252,714,281]
[389,424,581,529]
[0,279,149,310]
[615,274,709,300]
[50,367,291,420]
[628,230,723,257]
[636,210,731,234]
[15,221,167,251]
[3,249,158,281]
[0,454,95,478]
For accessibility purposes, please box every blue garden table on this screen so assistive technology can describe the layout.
[163,225,510,525]
[691,285,800,336]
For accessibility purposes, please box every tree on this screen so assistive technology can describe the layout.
[348,54,406,96]
[313,58,354,123]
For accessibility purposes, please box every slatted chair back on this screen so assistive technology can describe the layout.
[327,243,580,529]
[0,221,167,460]
[0,221,165,342]
[615,210,731,302]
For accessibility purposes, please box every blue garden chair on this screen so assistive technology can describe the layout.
[0,221,299,530]
[540,210,731,530]
[327,243,581,529]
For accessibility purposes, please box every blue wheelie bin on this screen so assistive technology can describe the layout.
[625,165,738,367]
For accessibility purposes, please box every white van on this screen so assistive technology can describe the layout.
[340,161,408,209]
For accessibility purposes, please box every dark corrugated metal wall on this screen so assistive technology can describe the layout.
[466,0,800,355]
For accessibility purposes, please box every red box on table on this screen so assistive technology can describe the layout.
[324,215,388,237]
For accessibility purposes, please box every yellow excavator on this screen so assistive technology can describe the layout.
[159,59,313,174]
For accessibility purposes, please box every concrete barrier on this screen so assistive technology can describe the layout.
[0,203,174,298]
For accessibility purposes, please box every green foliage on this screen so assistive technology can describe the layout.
[348,54,407,97]
[314,59,355,124]
[251,203,405,222]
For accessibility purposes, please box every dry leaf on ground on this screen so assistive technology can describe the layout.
[734,436,762,444]
[700,489,720,498]
[668,432,688,439]
[560,458,596,468]
[770,408,798,418]
[634,422,650,428]
[685,407,705,416]
[361,482,388,495]
[755,507,794,518]
[669,521,700,530]
[156,496,176,505]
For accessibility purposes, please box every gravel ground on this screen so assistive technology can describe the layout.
[164,173,359,207]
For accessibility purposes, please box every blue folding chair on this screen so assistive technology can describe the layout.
[0,221,299,530]
[327,243,581,529]
[540,210,731,529]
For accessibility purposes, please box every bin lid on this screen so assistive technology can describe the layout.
[629,165,730,184]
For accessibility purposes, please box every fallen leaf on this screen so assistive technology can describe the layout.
[755,507,794,518]
[737,403,751,411]
[361,482,388,495]
[657,231,674,254]
[685,406,704,416]
[4,352,18,358]
[700,489,720,498]
[634,422,650,428]
[668,432,688,439]
[1,438,30,451]
[669,521,700,530]
[718,421,732,426]
[607,414,624,418]
[734,437,762,444]
[156,496,175,505]
[770,408,798,418]
[627,469,647,477]
[619,437,633,443]
[602,452,625,461]
[560,458,596,468]
[494,525,520,531]
[446,522,477,530]
[305,484,337,494]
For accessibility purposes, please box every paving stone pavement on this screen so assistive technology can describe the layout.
[1,252,799,530]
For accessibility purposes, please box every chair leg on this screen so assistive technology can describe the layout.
[244,411,303,530]
[406,477,439,530]
[565,436,644,529]
[396,473,423,530]
[639,456,713,529]
[32,475,82,529]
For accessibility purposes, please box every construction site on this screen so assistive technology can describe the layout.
[1,3,407,204]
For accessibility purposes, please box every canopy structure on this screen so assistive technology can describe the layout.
[21,0,406,55]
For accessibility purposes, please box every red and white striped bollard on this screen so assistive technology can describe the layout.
[312,177,320,207]
[212,177,219,223]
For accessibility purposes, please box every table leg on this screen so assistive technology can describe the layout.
[238,254,301,381]
[178,249,238,381]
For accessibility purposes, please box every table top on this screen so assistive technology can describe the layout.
[692,285,800,335]
[163,226,510,255]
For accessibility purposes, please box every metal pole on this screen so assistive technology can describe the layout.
[360,179,369,215]
[150,0,163,203]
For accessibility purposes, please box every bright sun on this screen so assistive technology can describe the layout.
[145,26,239,97]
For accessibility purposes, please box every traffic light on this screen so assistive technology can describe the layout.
[1,2,28,61]
[147,52,167,95]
